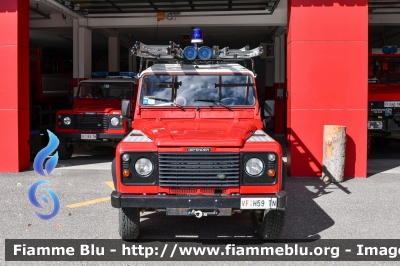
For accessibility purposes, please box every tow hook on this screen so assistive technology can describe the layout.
[192,210,203,218]
[190,210,219,218]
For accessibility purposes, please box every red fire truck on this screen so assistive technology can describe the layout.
[55,73,137,159]
[368,49,400,152]
[110,39,287,240]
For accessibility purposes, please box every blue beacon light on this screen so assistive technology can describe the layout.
[191,28,203,44]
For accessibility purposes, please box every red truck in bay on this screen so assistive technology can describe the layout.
[55,74,137,159]
[368,51,400,152]
[110,40,287,240]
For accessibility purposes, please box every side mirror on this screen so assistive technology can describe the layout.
[121,99,131,117]
[263,100,275,117]
[262,100,275,130]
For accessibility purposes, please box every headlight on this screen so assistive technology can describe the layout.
[63,117,71,125]
[245,158,264,176]
[110,117,119,126]
[134,158,153,176]
[368,121,383,129]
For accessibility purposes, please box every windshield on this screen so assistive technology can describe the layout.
[78,82,134,99]
[139,74,256,107]
[369,56,400,83]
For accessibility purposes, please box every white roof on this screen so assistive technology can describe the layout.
[140,63,255,77]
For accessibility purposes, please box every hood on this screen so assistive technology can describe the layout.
[140,120,257,147]
[73,106,119,114]
[369,85,400,101]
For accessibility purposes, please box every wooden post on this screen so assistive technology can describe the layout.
[322,125,346,183]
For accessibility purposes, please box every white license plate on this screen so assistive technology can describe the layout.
[81,134,96,139]
[384,101,400,107]
[240,198,277,209]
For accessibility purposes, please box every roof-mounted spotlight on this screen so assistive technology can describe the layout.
[183,46,197,60]
[198,46,212,60]
[382,46,398,54]
[382,46,390,54]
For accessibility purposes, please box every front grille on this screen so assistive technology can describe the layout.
[170,188,227,195]
[159,153,240,187]
[73,114,108,130]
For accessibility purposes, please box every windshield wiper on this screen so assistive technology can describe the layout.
[147,96,185,110]
[194,99,231,110]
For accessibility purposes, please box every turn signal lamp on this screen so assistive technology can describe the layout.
[268,169,276,177]
[123,169,131,177]
[183,46,197,60]
[198,46,212,60]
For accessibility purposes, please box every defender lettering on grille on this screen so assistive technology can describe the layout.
[187,148,211,152]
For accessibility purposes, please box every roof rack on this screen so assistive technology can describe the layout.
[130,41,264,77]
[130,41,263,60]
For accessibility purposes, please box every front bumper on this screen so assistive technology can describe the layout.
[111,190,287,210]
[56,133,125,139]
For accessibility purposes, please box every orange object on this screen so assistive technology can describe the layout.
[123,169,131,177]
[268,169,276,177]
[157,12,165,21]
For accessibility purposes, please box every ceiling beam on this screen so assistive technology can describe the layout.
[87,7,267,14]
[188,1,195,10]
[105,0,122,12]
[148,1,158,11]
[71,0,269,3]
[30,6,51,19]
[81,3,268,10]
[39,0,84,19]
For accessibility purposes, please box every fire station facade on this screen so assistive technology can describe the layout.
[0,0,376,178]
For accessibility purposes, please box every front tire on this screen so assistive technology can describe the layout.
[58,138,74,159]
[251,210,285,240]
[119,208,140,240]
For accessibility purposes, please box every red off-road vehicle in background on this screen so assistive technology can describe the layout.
[368,51,400,152]
[111,40,287,240]
[55,74,137,159]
